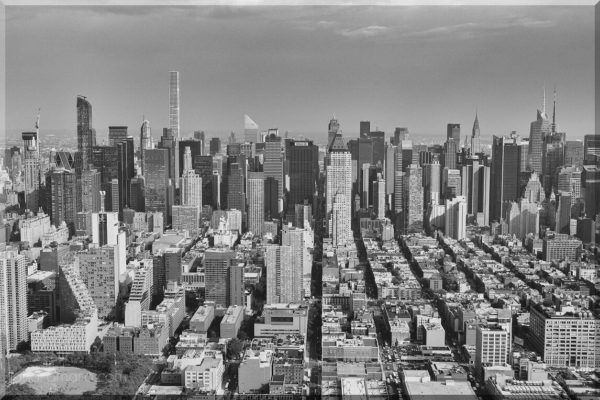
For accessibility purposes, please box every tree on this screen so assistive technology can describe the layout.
[227,338,244,359]
[6,384,36,398]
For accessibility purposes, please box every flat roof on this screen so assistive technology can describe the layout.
[405,381,477,399]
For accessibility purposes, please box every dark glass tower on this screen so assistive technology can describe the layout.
[490,134,522,223]
[286,140,318,216]
[76,96,96,170]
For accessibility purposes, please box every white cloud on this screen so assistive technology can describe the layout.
[336,24,389,38]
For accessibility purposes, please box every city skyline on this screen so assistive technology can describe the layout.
[5,5,595,143]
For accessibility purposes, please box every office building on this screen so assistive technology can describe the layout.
[360,121,370,138]
[265,244,294,304]
[282,224,313,299]
[81,169,101,213]
[125,262,154,327]
[158,128,178,190]
[443,138,457,170]
[475,325,510,372]
[244,114,260,143]
[491,133,522,223]
[564,140,584,167]
[228,263,245,307]
[528,92,552,174]
[443,168,462,199]
[172,205,200,233]
[374,173,386,220]
[209,137,221,156]
[543,233,582,262]
[22,131,41,211]
[583,134,600,161]
[326,136,352,246]
[45,168,77,232]
[254,303,308,336]
[169,71,180,139]
[445,196,467,240]
[264,133,284,201]
[91,206,119,247]
[287,140,318,215]
[327,116,340,149]
[247,172,265,236]
[77,95,96,170]
[0,251,28,352]
[204,249,235,308]
[582,165,600,219]
[129,175,145,212]
[144,148,172,221]
[180,146,202,207]
[530,303,600,368]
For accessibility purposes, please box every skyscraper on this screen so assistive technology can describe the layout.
[0,251,28,352]
[447,123,460,143]
[282,224,312,300]
[81,169,101,213]
[144,148,172,220]
[374,173,386,220]
[443,138,457,170]
[360,121,370,138]
[247,172,265,236]
[475,325,510,373]
[406,164,424,232]
[169,71,180,139]
[22,131,41,211]
[583,134,600,161]
[159,128,178,190]
[78,245,122,319]
[326,136,353,246]
[265,245,293,304]
[490,134,522,223]
[140,119,152,175]
[528,89,552,174]
[264,134,284,201]
[180,147,202,207]
[445,196,467,240]
[327,116,340,150]
[91,200,119,247]
[46,168,77,232]
[77,95,96,170]
[108,125,128,146]
[471,112,481,154]
[209,137,222,156]
[204,249,235,308]
[287,140,318,216]
[244,114,260,143]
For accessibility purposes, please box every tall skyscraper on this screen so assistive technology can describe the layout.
[144,148,172,220]
[265,245,293,304]
[226,161,246,224]
[159,128,178,190]
[46,168,77,231]
[326,136,352,246]
[406,164,424,232]
[22,131,41,211]
[180,147,202,207]
[108,125,128,146]
[287,140,318,216]
[140,119,152,175]
[528,89,552,174]
[443,138,457,170]
[169,71,180,139]
[582,165,600,219]
[423,158,441,206]
[244,114,260,143]
[327,116,340,150]
[445,196,467,240]
[564,140,584,167]
[462,159,490,226]
[490,133,522,223]
[471,112,481,154]
[447,123,460,143]
[209,137,222,156]
[247,172,265,236]
[77,95,96,170]
[282,224,312,300]
[584,134,600,161]
[360,121,370,138]
[204,249,235,308]
[374,173,386,220]
[81,169,101,213]
[264,134,284,201]
[0,251,28,352]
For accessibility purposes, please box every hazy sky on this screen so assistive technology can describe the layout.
[5,5,595,144]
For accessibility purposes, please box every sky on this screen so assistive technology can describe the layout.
[4,5,595,145]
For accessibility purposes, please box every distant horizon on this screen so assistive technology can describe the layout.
[5,5,595,143]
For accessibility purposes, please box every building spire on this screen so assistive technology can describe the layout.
[552,85,557,133]
[542,84,546,115]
